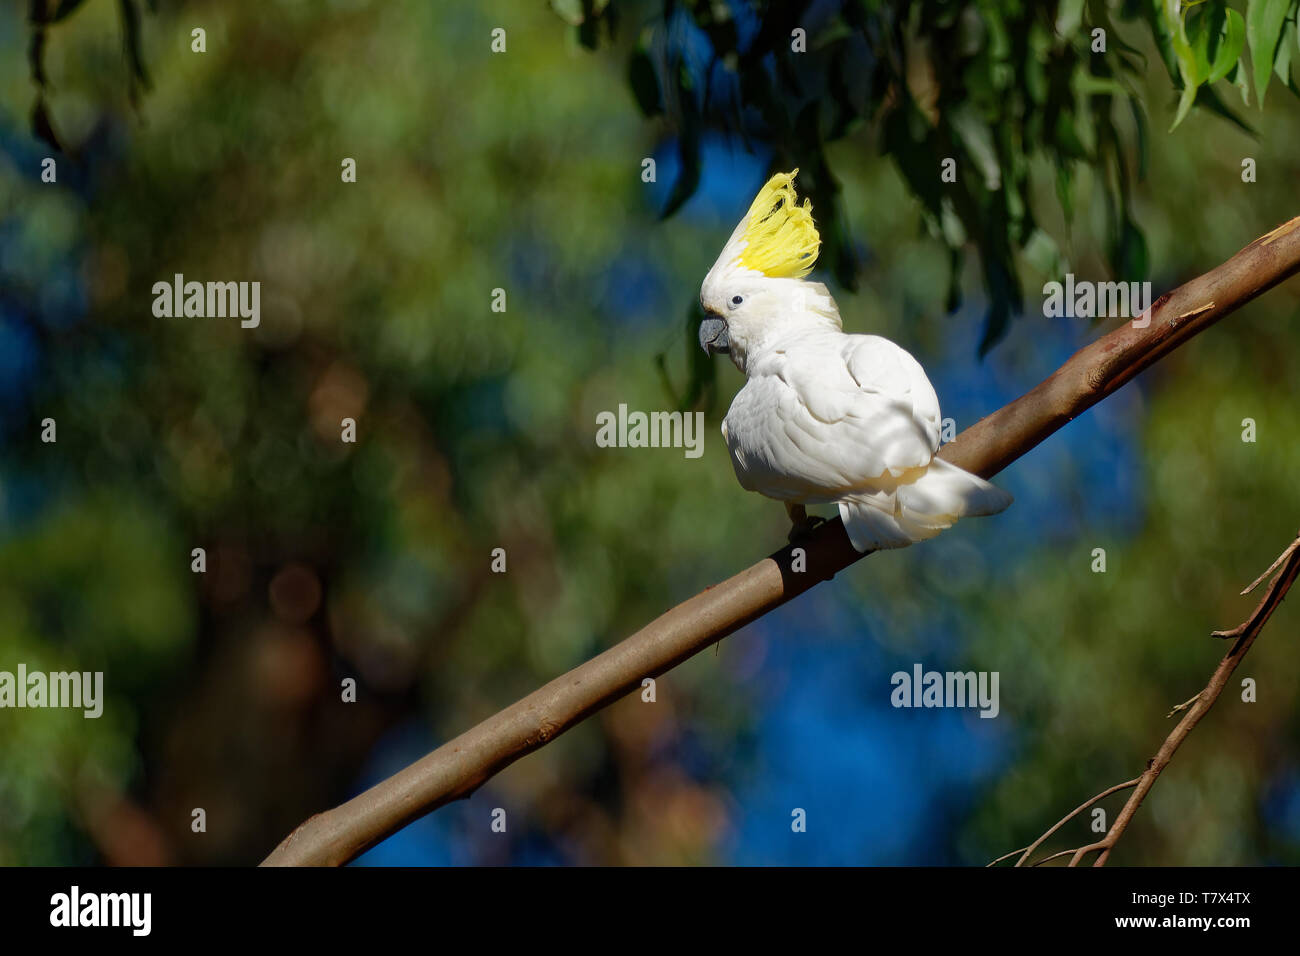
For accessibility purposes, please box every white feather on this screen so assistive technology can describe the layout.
[714,301,1012,553]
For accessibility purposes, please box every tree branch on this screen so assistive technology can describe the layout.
[262,216,1300,866]
[997,528,1300,867]
[997,778,1141,868]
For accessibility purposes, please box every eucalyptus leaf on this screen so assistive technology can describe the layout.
[49,0,90,22]
[1167,0,1201,129]
[628,45,663,117]
[1208,9,1246,84]
[1187,2,1222,84]
[1246,0,1290,107]
[1275,20,1296,91]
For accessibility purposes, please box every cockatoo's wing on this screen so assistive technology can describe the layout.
[723,334,942,501]
[841,333,943,454]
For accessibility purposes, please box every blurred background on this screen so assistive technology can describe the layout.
[1,0,1299,866]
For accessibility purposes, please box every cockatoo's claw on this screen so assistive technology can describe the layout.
[786,518,825,544]
[784,503,825,543]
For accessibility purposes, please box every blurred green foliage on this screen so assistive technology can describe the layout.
[569,0,1300,351]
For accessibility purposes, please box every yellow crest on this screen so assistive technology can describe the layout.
[737,169,821,279]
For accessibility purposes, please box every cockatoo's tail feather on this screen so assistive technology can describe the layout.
[736,170,821,279]
[836,459,1013,552]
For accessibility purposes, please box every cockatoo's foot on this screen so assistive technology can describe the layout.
[785,503,825,543]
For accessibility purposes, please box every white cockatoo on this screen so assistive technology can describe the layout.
[698,170,1012,552]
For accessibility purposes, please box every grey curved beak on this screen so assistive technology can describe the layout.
[698,315,729,355]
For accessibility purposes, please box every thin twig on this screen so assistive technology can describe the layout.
[986,845,1031,867]
[1011,778,1141,867]
[1240,537,1299,595]
[1031,846,1088,867]
[998,529,1300,867]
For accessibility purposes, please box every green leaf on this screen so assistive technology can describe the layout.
[1231,57,1253,104]
[1053,111,1088,160]
[939,198,967,247]
[1074,73,1131,98]
[117,0,151,95]
[1276,20,1297,92]
[1129,97,1150,180]
[1171,76,1198,129]
[949,105,1002,191]
[1148,0,1183,82]
[945,247,964,314]
[550,0,584,26]
[1024,228,1063,275]
[976,249,1022,356]
[659,122,700,220]
[627,45,662,118]
[30,95,63,152]
[1210,9,1247,83]
[1188,3,1223,84]
[1166,0,1201,129]
[1115,217,1149,282]
[49,0,90,22]
[1056,0,1087,37]
[1246,0,1290,107]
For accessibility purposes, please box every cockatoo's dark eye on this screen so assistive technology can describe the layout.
[730,295,744,307]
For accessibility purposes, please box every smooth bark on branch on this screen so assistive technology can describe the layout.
[263,216,1300,867]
